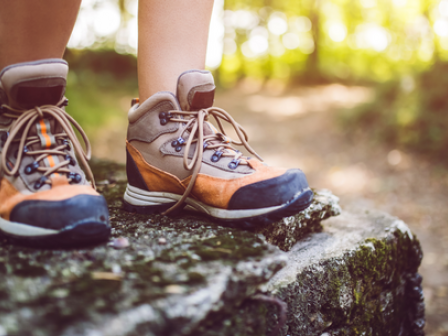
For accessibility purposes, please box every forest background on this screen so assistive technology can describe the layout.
[64,0,447,164]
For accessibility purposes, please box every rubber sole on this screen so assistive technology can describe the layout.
[0,220,111,249]
[123,184,314,228]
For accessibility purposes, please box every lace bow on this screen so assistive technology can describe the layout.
[162,106,262,214]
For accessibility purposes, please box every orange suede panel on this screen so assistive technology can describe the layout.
[182,159,287,209]
[126,141,186,195]
[127,141,287,209]
[0,178,99,220]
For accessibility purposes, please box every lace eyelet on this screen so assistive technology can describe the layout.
[211,151,223,163]
[25,162,39,175]
[63,139,71,151]
[65,154,76,166]
[23,146,29,153]
[34,176,47,190]
[159,112,172,125]
[228,159,240,170]
[175,146,182,152]
[69,172,82,184]
[172,137,185,148]
[203,142,208,149]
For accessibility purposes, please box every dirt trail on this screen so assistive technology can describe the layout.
[94,83,448,335]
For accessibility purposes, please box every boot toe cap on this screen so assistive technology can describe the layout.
[228,169,311,210]
[10,194,110,233]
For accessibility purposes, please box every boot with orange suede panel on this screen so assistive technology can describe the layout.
[0,59,110,247]
[124,70,313,227]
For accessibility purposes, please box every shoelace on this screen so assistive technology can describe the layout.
[161,106,262,215]
[0,98,95,188]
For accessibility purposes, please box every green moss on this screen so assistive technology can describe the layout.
[195,233,267,261]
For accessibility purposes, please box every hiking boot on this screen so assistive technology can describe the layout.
[123,70,313,227]
[0,59,110,247]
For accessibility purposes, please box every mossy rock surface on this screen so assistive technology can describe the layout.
[0,160,423,336]
[199,209,425,336]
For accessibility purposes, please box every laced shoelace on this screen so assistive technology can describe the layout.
[161,106,263,215]
[0,98,95,189]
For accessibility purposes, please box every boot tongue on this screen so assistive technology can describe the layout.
[176,70,215,111]
[0,59,68,110]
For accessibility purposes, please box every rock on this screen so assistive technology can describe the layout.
[197,208,425,336]
[254,189,341,251]
[0,160,424,336]
[0,160,292,336]
[0,210,287,336]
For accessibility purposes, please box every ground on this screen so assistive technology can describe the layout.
[89,81,448,336]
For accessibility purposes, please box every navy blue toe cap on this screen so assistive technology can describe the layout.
[10,194,110,231]
[227,168,310,210]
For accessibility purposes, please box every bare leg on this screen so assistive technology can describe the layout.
[0,0,81,70]
[137,0,214,101]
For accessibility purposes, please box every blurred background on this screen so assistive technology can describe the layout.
[63,0,448,334]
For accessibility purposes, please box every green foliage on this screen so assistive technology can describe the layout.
[341,61,448,162]
[71,0,446,85]
[63,49,138,141]
[216,0,444,86]
[63,0,448,158]
[64,49,137,81]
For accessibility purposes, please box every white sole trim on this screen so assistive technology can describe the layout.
[0,217,59,237]
[124,184,286,219]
